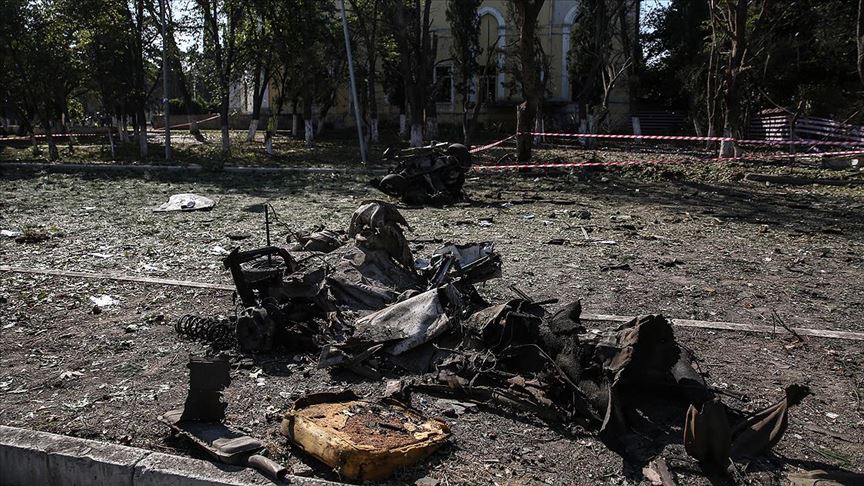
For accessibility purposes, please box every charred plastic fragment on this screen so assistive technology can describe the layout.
[371,142,472,205]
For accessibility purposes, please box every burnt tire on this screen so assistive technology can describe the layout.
[378,173,408,196]
[446,144,471,166]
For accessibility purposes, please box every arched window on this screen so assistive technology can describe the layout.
[561,5,581,101]
[477,7,506,102]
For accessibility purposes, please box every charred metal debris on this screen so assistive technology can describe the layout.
[171,200,811,480]
[371,142,473,205]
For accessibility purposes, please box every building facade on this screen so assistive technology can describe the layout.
[232,0,638,133]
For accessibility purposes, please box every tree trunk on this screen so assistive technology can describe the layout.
[30,133,39,156]
[108,126,116,159]
[858,0,864,85]
[514,1,545,162]
[410,124,423,147]
[368,57,380,143]
[246,68,269,142]
[220,96,230,154]
[137,109,148,158]
[370,118,379,144]
[719,0,748,158]
[291,99,299,136]
[303,98,314,147]
[399,111,408,138]
[516,100,538,161]
[409,93,424,147]
[45,124,59,161]
[425,99,438,140]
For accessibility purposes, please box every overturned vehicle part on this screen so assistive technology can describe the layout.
[371,142,472,205]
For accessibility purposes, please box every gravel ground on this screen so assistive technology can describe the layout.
[1,155,862,485]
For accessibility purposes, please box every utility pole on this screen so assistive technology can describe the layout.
[160,0,172,161]
[339,0,367,163]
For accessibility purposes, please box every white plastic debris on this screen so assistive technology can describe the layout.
[89,295,119,308]
[209,245,230,256]
[154,193,215,212]
[1,230,22,238]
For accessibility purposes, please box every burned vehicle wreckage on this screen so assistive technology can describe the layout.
[169,200,811,481]
[370,142,473,205]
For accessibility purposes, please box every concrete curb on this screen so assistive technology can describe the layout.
[0,425,340,486]
[0,161,385,176]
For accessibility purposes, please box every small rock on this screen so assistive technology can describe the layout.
[577,210,592,220]
[292,463,315,477]
[92,305,102,315]
[145,313,165,324]
[227,232,251,241]
[415,477,440,486]
[125,324,139,333]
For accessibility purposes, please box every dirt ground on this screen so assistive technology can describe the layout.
[1,150,862,485]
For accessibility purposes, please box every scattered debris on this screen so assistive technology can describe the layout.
[280,390,450,481]
[174,315,236,349]
[786,469,864,485]
[209,245,230,256]
[352,284,463,355]
[152,200,816,482]
[154,193,216,212]
[371,143,472,205]
[643,457,676,486]
[685,384,811,468]
[545,238,569,245]
[89,295,118,308]
[222,201,500,353]
[13,227,53,243]
[160,357,287,481]
[296,229,346,253]
[226,232,251,241]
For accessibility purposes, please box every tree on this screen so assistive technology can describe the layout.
[124,0,157,159]
[569,0,639,134]
[857,0,864,83]
[349,0,384,143]
[644,0,861,138]
[195,0,244,155]
[1,0,85,160]
[78,0,139,157]
[446,0,482,146]
[511,0,546,162]
[385,0,437,147]
[380,42,408,137]
[238,0,276,142]
[641,0,711,132]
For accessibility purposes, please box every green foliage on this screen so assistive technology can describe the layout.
[643,0,862,124]
[169,97,216,115]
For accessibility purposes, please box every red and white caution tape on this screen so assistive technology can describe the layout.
[151,114,221,132]
[524,131,864,147]
[472,149,864,171]
[469,135,515,154]
[0,132,106,141]
[1,114,223,141]
[525,131,732,143]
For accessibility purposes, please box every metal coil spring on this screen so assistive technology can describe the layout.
[174,314,236,349]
